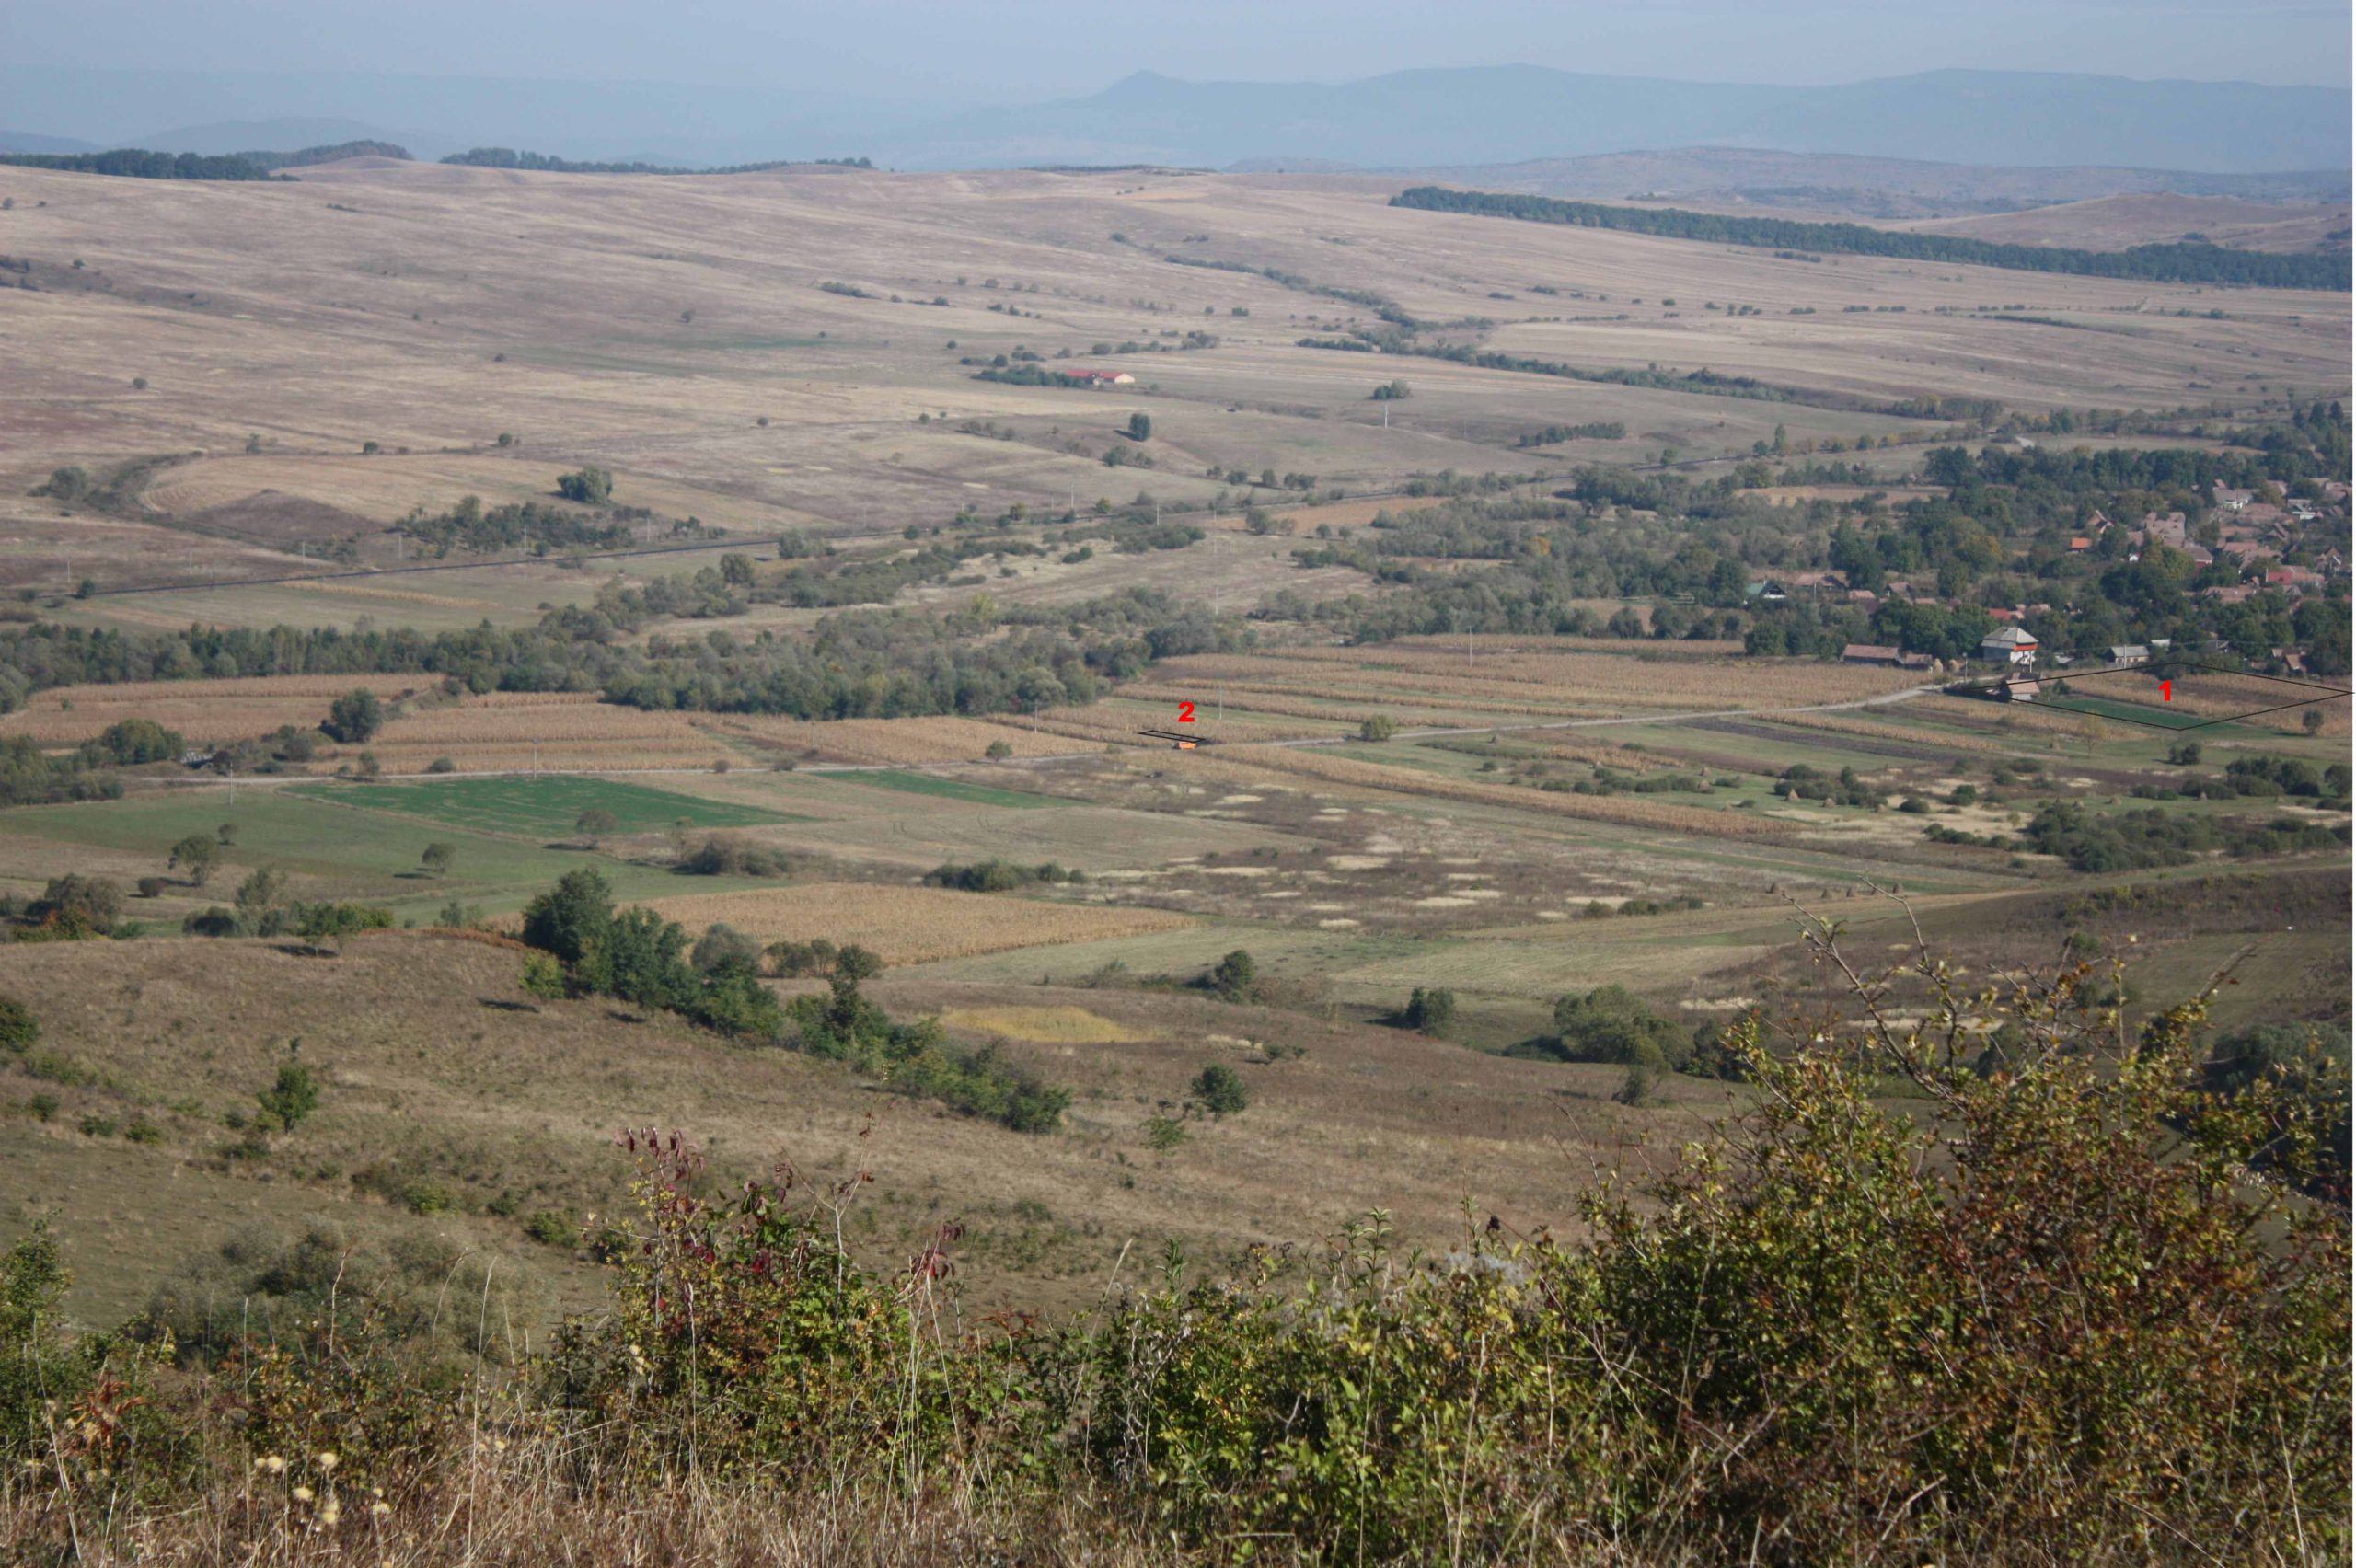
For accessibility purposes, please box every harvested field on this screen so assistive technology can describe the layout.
[1774,709,2012,755]
[1139,649,1925,723]
[642,882,1195,965]
[364,692,724,772]
[0,674,422,746]
[702,714,1100,765]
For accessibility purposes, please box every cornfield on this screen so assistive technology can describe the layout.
[0,675,422,745]
[365,694,722,772]
[643,882,1194,965]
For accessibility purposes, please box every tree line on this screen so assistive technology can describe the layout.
[0,150,286,181]
[1391,186,2352,292]
[439,149,872,175]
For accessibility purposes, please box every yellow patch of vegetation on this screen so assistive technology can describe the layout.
[643,882,1194,965]
[940,1005,1150,1043]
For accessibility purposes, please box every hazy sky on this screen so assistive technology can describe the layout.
[7,0,2350,98]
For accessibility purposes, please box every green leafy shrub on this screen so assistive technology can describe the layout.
[256,1063,318,1132]
[1190,1063,1249,1116]
[0,995,35,1053]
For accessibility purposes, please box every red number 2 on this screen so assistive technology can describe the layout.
[1177,702,1195,723]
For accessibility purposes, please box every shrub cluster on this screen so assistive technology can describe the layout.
[922,859,1083,892]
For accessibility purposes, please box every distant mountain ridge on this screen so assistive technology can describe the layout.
[2,63,2346,178]
[876,66,2349,175]
[1388,148,2352,220]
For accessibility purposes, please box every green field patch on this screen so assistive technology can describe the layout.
[288,776,798,837]
[835,770,1065,809]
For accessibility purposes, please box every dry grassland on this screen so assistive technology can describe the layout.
[1,158,2335,609]
[0,674,422,745]
[0,933,1692,1326]
[644,882,1195,964]
[1203,745,1790,838]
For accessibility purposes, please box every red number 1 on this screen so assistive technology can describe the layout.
[1177,702,1195,723]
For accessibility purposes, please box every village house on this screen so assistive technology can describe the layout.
[2108,644,2151,666]
[1065,368,1136,386]
[2003,676,2039,702]
[1978,625,2039,664]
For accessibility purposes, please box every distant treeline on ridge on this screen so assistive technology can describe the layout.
[1390,186,2351,291]
[440,148,873,175]
[0,141,409,180]
[0,149,289,181]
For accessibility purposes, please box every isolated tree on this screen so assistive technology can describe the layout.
[575,808,621,844]
[833,944,884,982]
[214,822,237,846]
[296,902,375,954]
[1191,1062,1250,1116]
[256,1062,318,1132]
[168,832,220,886]
[521,868,614,964]
[325,687,382,744]
[556,467,614,504]
[233,866,289,934]
[0,994,38,1054]
[1127,411,1152,442]
[420,841,456,878]
[1208,949,1258,1002]
[1358,715,1398,743]
[38,466,93,503]
[1403,986,1458,1036]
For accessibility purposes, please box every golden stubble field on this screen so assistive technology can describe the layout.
[642,881,1198,964]
[1,157,2342,614]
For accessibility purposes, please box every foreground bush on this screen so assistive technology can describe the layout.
[2,921,2344,1564]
